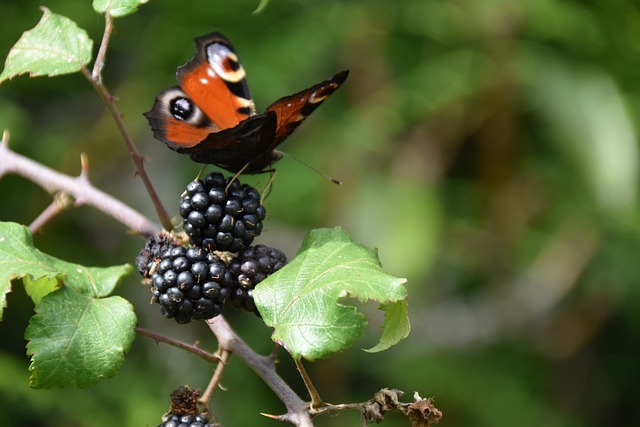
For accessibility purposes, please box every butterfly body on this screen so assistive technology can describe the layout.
[145,32,348,173]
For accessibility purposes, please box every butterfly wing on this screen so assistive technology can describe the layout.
[265,69,349,148]
[182,111,281,172]
[177,32,255,129]
[144,32,255,149]
[145,31,348,174]
[189,70,350,172]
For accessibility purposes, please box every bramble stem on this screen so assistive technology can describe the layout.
[29,193,73,234]
[80,65,173,231]
[207,316,314,427]
[134,327,221,364]
[0,133,160,236]
[199,348,231,415]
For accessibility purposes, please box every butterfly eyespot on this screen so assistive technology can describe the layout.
[171,97,194,121]
[208,43,246,83]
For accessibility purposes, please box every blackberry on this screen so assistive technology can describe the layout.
[136,232,180,277]
[158,413,213,427]
[179,172,266,252]
[150,245,232,324]
[228,244,287,313]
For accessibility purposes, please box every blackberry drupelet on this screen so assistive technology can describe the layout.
[228,244,287,313]
[157,413,213,427]
[150,245,232,324]
[180,172,266,252]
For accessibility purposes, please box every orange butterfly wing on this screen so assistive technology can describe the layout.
[186,70,349,172]
[144,33,254,149]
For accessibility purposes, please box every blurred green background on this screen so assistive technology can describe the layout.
[1,0,640,426]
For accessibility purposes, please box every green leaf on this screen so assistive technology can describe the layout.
[23,275,63,306]
[253,227,409,361]
[92,0,148,18]
[0,222,136,388]
[365,299,411,353]
[25,287,136,388]
[0,222,63,318]
[0,222,132,306]
[0,7,93,83]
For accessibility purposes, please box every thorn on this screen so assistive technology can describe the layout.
[80,153,90,179]
[259,412,285,421]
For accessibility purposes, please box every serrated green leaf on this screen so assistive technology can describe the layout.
[41,252,133,298]
[92,0,148,18]
[0,7,93,83]
[253,227,409,361]
[0,222,63,319]
[23,275,63,306]
[0,221,136,388]
[0,222,132,319]
[365,299,411,353]
[25,287,136,388]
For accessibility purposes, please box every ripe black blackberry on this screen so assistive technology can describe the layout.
[228,244,287,313]
[157,413,213,427]
[150,245,232,324]
[180,172,266,252]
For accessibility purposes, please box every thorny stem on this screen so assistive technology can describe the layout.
[199,348,232,413]
[80,64,173,231]
[0,132,160,236]
[134,327,221,364]
[207,316,314,427]
[29,193,73,234]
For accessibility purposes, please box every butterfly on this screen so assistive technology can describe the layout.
[144,32,348,174]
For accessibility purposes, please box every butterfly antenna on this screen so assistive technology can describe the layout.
[279,151,342,185]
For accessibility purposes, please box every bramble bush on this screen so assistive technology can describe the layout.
[0,2,437,426]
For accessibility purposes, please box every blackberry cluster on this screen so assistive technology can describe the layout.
[158,414,213,427]
[149,246,232,324]
[180,172,266,252]
[228,244,287,313]
[137,173,287,322]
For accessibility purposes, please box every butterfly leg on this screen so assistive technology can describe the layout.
[260,169,277,204]
[180,164,210,198]
[225,162,252,193]
[195,164,208,181]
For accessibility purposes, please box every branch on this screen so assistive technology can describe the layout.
[92,12,113,84]
[207,316,314,427]
[134,327,220,364]
[0,132,160,237]
[29,192,73,234]
[81,66,173,231]
[199,348,231,412]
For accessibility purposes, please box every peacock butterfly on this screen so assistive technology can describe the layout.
[144,32,348,174]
